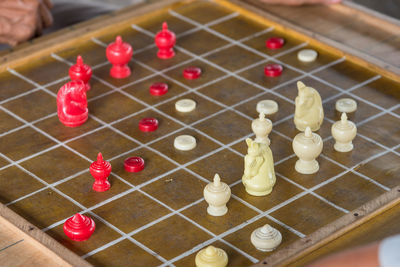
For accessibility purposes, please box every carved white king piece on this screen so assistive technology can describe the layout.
[251,112,272,146]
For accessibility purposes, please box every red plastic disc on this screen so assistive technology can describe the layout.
[149,82,168,96]
[266,37,285,50]
[139,117,158,132]
[183,67,202,80]
[264,64,283,77]
[124,157,145,172]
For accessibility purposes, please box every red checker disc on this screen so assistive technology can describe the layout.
[183,67,202,80]
[266,37,285,50]
[264,64,283,77]
[124,157,145,172]
[149,82,168,96]
[139,117,158,132]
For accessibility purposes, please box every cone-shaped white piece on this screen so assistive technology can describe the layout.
[251,224,282,252]
[203,174,231,216]
[195,245,228,267]
[331,112,357,152]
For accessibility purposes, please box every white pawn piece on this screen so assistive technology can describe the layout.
[251,224,282,252]
[195,245,228,267]
[174,135,196,151]
[331,113,357,152]
[203,174,231,216]
[252,112,272,146]
[297,49,318,63]
[292,127,323,174]
[175,98,196,113]
[256,100,278,116]
[335,98,357,113]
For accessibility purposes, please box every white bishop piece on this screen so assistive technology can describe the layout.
[292,127,323,174]
[251,224,282,252]
[195,245,228,267]
[331,113,357,152]
[252,112,272,146]
[203,174,231,216]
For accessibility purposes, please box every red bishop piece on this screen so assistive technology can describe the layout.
[90,152,112,192]
[139,118,158,132]
[266,37,285,50]
[106,36,133,79]
[183,67,202,80]
[124,157,145,172]
[264,64,283,77]
[155,22,176,60]
[63,213,95,241]
[69,55,92,91]
[149,82,168,96]
[57,80,88,127]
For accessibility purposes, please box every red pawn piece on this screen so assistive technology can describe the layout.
[124,157,145,172]
[69,55,92,91]
[139,118,158,132]
[57,80,88,127]
[155,22,176,59]
[264,64,283,77]
[106,36,133,79]
[149,82,168,96]
[90,153,111,192]
[63,213,95,241]
[266,37,285,50]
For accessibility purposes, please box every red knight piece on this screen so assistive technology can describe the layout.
[106,36,133,79]
[90,153,112,192]
[57,80,88,127]
[69,55,92,91]
[63,213,96,241]
[155,22,176,60]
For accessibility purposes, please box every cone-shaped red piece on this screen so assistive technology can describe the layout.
[90,152,111,192]
[63,213,96,241]
[106,35,133,79]
[155,22,176,59]
[69,55,92,91]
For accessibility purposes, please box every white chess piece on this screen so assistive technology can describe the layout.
[203,174,231,216]
[251,224,282,252]
[292,127,323,174]
[195,245,228,267]
[331,113,357,152]
[251,112,272,145]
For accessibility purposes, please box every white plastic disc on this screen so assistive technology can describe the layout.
[175,99,196,113]
[174,135,197,151]
[297,49,318,63]
[336,98,357,113]
[256,100,279,115]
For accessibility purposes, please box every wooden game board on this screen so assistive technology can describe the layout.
[1,0,400,266]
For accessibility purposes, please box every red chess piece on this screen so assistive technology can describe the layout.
[63,213,95,241]
[155,22,176,60]
[106,36,133,79]
[69,55,92,91]
[90,153,111,192]
[57,80,88,127]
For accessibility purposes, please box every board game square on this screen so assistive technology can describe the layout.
[0,166,44,204]
[86,239,162,266]
[275,118,333,141]
[0,157,9,168]
[136,12,194,35]
[195,110,251,145]
[393,107,400,116]
[0,71,35,102]
[157,92,222,125]
[89,92,145,123]
[357,152,400,188]
[224,217,300,260]
[205,45,264,72]
[3,90,56,122]
[142,169,207,210]
[270,194,344,235]
[198,76,262,106]
[135,46,191,71]
[93,190,170,234]
[47,215,122,257]
[323,135,385,168]
[133,215,212,260]
[47,78,112,99]
[150,129,220,165]
[177,30,229,56]
[276,156,345,189]
[237,61,302,89]
[0,109,23,135]
[210,15,266,40]
[34,114,102,142]
[173,1,232,24]
[114,109,182,144]
[57,40,107,67]
[98,28,154,50]
[313,61,376,90]
[67,128,138,160]
[0,127,56,161]
[187,149,244,185]
[358,114,400,148]
[8,189,81,229]
[20,147,88,184]
[110,147,178,186]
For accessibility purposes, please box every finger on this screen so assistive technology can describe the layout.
[0,35,18,46]
[0,0,38,11]
[0,17,12,35]
[39,2,53,27]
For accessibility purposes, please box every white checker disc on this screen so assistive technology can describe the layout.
[336,98,357,113]
[256,100,279,115]
[174,135,197,151]
[297,49,318,63]
[175,99,196,113]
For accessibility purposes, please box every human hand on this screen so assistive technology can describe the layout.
[0,0,53,46]
[259,0,341,5]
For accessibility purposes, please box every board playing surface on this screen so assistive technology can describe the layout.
[1,0,400,266]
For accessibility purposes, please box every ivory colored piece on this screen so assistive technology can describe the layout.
[256,100,278,115]
[292,127,323,174]
[203,174,231,216]
[174,135,196,151]
[294,81,324,131]
[297,49,318,63]
[335,98,357,113]
[252,112,272,146]
[251,224,282,252]
[175,98,196,113]
[195,245,228,267]
[242,138,276,196]
[331,113,357,152]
